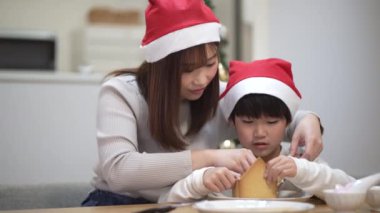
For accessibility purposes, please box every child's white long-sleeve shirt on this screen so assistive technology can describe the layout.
[158,143,355,203]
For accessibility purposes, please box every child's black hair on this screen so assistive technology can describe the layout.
[229,94,291,124]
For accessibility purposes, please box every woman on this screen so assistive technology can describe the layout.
[82,0,323,206]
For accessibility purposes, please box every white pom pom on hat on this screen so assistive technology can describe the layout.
[141,0,221,63]
[219,58,302,120]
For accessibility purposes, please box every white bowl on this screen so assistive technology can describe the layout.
[323,189,366,212]
[367,186,380,211]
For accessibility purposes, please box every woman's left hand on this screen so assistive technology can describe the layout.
[290,114,323,160]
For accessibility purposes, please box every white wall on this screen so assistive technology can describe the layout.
[244,0,380,177]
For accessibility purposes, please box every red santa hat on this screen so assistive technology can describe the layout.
[141,0,221,63]
[219,58,302,120]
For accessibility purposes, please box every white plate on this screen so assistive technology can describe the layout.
[193,200,315,213]
[208,190,313,202]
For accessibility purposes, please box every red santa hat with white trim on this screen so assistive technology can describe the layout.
[141,0,221,63]
[219,58,302,120]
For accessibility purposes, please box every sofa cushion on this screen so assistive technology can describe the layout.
[0,182,92,210]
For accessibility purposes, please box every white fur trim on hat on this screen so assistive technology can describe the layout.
[141,22,221,63]
[219,77,301,120]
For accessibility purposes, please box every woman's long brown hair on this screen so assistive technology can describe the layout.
[107,43,220,150]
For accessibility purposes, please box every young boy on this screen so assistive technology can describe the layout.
[158,58,355,203]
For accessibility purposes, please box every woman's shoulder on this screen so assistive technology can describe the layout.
[100,74,144,104]
[102,74,139,92]
[99,74,145,113]
[103,74,136,85]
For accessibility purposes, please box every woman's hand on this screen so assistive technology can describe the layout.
[290,114,323,160]
[213,148,256,174]
[264,155,297,183]
[203,167,240,192]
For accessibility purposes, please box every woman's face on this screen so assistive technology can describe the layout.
[180,45,218,101]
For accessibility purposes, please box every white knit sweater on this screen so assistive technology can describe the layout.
[91,75,311,202]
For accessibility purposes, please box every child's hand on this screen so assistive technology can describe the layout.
[264,155,297,184]
[203,167,241,192]
[213,148,256,174]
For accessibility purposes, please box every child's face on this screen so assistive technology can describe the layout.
[234,115,288,161]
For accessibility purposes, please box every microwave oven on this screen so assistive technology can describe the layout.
[0,29,56,71]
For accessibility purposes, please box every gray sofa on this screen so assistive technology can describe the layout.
[0,182,92,210]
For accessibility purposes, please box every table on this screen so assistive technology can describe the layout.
[0,198,372,213]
